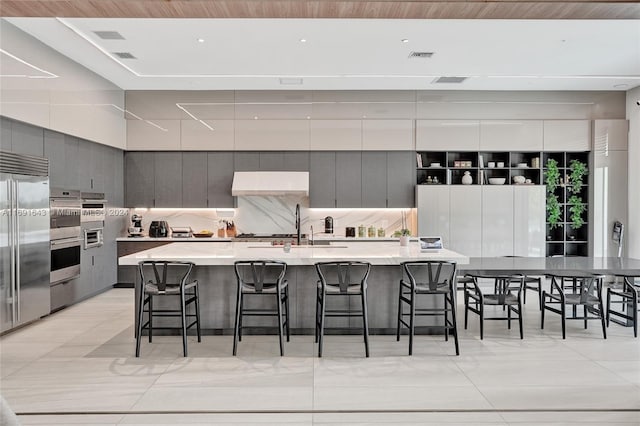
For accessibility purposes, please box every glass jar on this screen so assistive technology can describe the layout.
[377,227,385,237]
[368,225,376,238]
[357,224,366,238]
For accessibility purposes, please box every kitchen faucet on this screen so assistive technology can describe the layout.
[295,203,301,245]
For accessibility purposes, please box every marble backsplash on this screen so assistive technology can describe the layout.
[130,196,416,237]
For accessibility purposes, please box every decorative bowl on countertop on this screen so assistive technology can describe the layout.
[488,177,506,185]
[193,230,214,238]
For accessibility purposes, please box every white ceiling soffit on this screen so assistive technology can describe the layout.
[4,18,640,91]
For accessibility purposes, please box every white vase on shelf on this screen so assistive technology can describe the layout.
[461,171,473,185]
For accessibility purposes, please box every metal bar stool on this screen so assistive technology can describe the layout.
[606,274,639,337]
[136,261,201,357]
[396,261,459,355]
[233,260,289,356]
[464,274,525,339]
[315,261,371,357]
[541,273,607,339]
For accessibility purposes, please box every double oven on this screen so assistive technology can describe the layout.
[49,189,82,284]
[81,192,106,250]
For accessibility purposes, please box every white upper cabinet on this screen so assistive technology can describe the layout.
[181,119,234,150]
[126,120,180,150]
[416,120,480,151]
[362,120,414,150]
[480,120,543,151]
[592,119,628,152]
[543,120,590,151]
[310,120,361,150]
[235,120,310,150]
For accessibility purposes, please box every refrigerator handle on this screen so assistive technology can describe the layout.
[9,180,16,324]
[15,181,20,323]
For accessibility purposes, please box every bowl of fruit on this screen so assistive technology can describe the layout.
[193,230,214,238]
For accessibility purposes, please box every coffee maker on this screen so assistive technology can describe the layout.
[128,214,143,237]
[324,216,333,234]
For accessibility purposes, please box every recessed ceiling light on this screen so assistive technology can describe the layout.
[401,39,409,43]
[299,38,307,43]
[197,38,205,43]
[254,116,259,120]
[362,115,367,119]
[306,116,311,120]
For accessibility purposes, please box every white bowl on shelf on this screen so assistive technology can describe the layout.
[517,162,528,168]
[430,162,441,167]
[488,177,506,185]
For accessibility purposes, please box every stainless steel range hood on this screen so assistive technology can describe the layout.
[231,171,309,196]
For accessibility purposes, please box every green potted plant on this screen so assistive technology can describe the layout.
[545,159,562,233]
[568,159,588,195]
[393,211,411,246]
[567,159,587,230]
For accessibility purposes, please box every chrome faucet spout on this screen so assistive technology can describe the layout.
[295,203,301,245]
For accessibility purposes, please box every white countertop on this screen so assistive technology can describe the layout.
[117,237,232,242]
[118,241,469,266]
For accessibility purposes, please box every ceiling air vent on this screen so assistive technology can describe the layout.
[94,31,125,40]
[408,52,434,58]
[113,52,136,59]
[433,76,468,84]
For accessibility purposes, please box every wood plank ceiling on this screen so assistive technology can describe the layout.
[1,0,639,19]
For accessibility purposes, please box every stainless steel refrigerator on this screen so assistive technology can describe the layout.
[1,151,50,333]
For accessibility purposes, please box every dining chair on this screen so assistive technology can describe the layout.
[606,274,639,337]
[541,273,606,339]
[464,273,525,339]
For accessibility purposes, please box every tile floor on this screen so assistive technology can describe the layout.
[1,288,639,425]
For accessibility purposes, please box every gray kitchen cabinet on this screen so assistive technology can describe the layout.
[234,152,260,171]
[90,143,108,192]
[309,152,336,208]
[1,116,11,151]
[182,152,208,207]
[336,152,362,208]
[77,139,94,191]
[64,135,79,189]
[386,151,415,207]
[112,149,124,206]
[259,151,309,171]
[208,152,235,208]
[362,152,387,208]
[259,151,284,170]
[282,152,310,171]
[102,147,116,201]
[125,152,155,207]
[44,130,66,188]
[11,120,44,157]
[154,152,182,207]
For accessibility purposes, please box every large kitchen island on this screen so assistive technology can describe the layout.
[119,241,469,333]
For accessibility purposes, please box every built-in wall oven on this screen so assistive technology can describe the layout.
[83,228,104,249]
[81,192,107,223]
[80,192,106,250]
[49,188,81,284]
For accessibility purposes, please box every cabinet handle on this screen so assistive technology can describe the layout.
[91,178,93,189]
[92,255,94,266]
